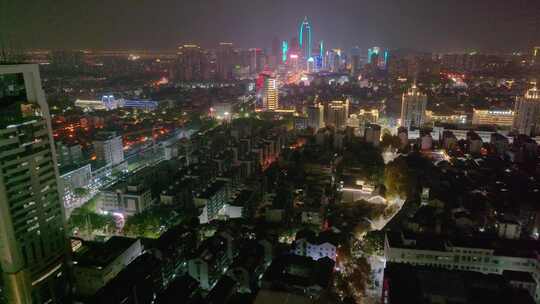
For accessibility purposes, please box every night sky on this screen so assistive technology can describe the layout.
[1,0,540,52]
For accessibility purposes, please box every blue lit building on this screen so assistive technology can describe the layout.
[368,47,389,69]
[299,17,312,60]
[368,47,380,64]
[282,40,288,63]
[121,99,159,111]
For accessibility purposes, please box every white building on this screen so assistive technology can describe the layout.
[93,132,124,166]
[101,183,153,216]
[293,232,339,261]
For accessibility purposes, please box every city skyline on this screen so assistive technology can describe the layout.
[1,0,540,53]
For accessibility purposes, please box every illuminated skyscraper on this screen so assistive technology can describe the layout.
[514,84,540,136]
[368,47,380,64]
[282,41,288,63]
[0,64,69,303]
[299,17,313,60]
[263,76,279,110]
[401,84,427,129]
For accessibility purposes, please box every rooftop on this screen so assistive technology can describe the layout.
[73,236,138,268]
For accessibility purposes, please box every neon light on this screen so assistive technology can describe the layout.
[320,40,324,58]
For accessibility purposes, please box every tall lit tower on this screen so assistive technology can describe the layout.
[263,75,279,110]
[0,64,69,303]
[368,47,380,64]
[514,83,540,136]
[401,83,427,129]
[282,40,288,64]
[299,17,312,60]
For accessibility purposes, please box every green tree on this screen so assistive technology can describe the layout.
[73,187,89,198]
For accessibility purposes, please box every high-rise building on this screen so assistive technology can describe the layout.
[216,42,234,80]
[0,64,69,303]
[262,76,279,110]
[307,103,324,131]
[368,47,380,64]
[281,40,289,64]
[93,131,124,166]
[325,49,341,72]
[367,47,388,69]
[514,84,540,136]
[307,57,315,73]
[401,84,427,129]
[299,17,313,60]
[248,48,263,75]
[350,46,361,76]
[325,100,349,130]
[174,44,210,82]
[532,47,540,65]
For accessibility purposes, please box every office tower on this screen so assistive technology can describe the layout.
[248,48,263,75]
[383,49,389,68]
[175,44,209,82]
[325,49,341,72]
[401,84,427,129]
[513,84,540,136]
[325,100,349,130]
[299,17,313,60]
[281,41,288,64]
[307,57,315,73]
[0,64,69,304]
[93,131,124,166]
[350,46,361,76]
[368,47,380,64]
[307,103,324,131]
[262,76,279,110]
[216,42,234,80]
[271,37,280,59]
[290,37,300,54]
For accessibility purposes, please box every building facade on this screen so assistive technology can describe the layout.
[93,132,124,166]
[0,64,69,303]
[401,84,427,129]
[472,109,515,127]
[307,103,324,131]
[262,76,279,111]
[514,85,540,136]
